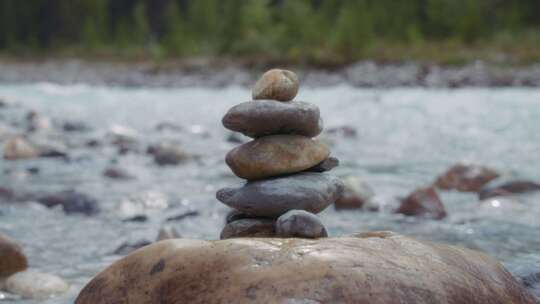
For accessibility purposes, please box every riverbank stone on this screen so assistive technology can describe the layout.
[217,172,344,217]
[226,135,329,180]
[276,210,328,238]
[222,100,322,138]
[0,234,28,277]
[2,271,69,299]
[75,232,536,304]
[395,187,447,220]
[252,69,299,102]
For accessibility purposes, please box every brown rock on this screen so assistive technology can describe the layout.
[334,176,375,210]
[220,219,275,239]
[75,232,536,304]
[226,135,329,180]
[395,187,447,220]
[0,234,28,277]
[435,164,499,192]
[3,137,39,160]
[252,69,299,102]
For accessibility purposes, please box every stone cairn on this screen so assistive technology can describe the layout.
[217,69,344,239]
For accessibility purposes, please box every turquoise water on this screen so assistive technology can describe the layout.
[1,83,540,303]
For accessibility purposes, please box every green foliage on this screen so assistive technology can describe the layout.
[0,0,539,63]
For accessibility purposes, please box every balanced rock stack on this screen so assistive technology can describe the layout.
[217,69,344,239]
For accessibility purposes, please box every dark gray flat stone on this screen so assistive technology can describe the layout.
[222,100,323,138]
[216,173,344,217]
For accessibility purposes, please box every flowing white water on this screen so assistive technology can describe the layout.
[1,83,539,303]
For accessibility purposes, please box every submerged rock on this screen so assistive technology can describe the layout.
[226,135,329,180]
[334,176,375,210]
[222,100,322,138]
[479,180,540,200]
[276,210,327,238]
[36,190,100,216]
[220,219,275,239]
[1,271,69,299]
[435,164,499,192]
[103,166,134,180]
[75,232,536,304]
[156,226,181,241]
[252,69,299,102]
[395,187,447,220]
[3,137,39,160]
[0,234,28,277]
[217,173,344,217]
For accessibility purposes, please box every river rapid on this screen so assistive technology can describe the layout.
[1,83,539,303]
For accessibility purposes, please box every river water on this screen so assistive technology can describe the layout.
[0,83,539,303]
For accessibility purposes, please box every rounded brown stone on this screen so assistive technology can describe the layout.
[75,233,536,304]
[225,135,330,180]
[0,234,28,277]
[395,187,447,220]
[222,100,322,138]
[252,69,299,102]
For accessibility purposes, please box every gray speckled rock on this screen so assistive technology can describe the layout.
[216,173,344,217]
[220,219,275,239]
[222,100,322,138]
[226,135,329,180]
[252,69,299,102]
[276,210,327,238]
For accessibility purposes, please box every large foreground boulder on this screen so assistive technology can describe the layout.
[75,232,535,304]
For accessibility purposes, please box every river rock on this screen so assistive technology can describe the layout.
[276,210,327,238]
[0,234,28,277]
[3,137,39,160]
[226,135,329,180]
[252,69,299,102]
[147,143,189,166]
[395,187,447,220]
[222,100,322,138]
[1,271,69,299]
[156,226,181,241]
[217,173,343,217]
[334,176,375,210]
[435,164,499,192]
[75,232,536,304]
[220,219,275,239]
[36,190,100,216]
[307,156,339,173]
[103,166,134,180]
[479,180,540,200]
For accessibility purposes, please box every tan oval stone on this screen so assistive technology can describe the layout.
[252,69,299,102]
[3,270,69,299]
[0,234,28,277]
[75,233,536,304]
[3,137,39,160]
[226,135,330,180]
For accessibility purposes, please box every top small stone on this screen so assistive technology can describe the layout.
[252,69,299,102]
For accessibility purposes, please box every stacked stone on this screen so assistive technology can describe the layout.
[217,69,344,239]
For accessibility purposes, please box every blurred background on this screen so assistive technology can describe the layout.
[1,0,540,65]
[1,1,540,303]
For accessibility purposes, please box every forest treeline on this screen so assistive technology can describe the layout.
[1,0,540,64]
